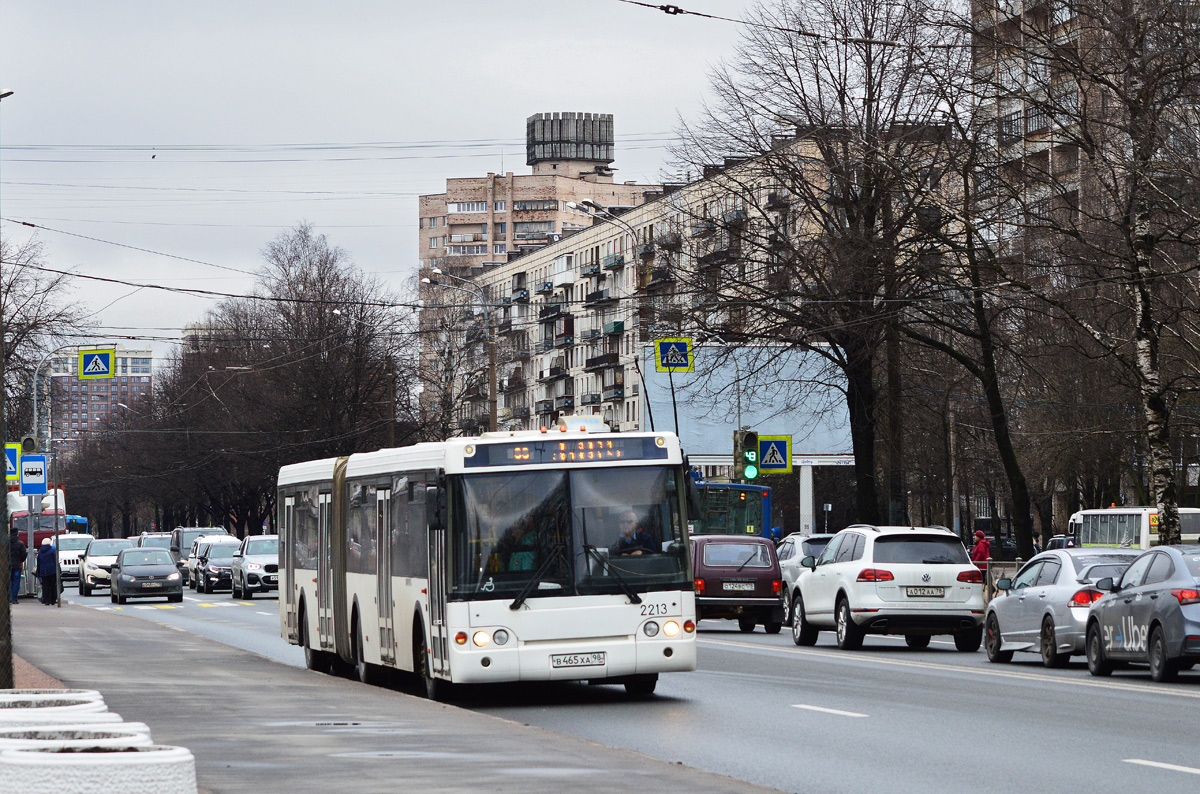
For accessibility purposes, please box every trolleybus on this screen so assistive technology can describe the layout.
[278,417,697,699]
[1066,506,1200,549]
[690,481,775,540]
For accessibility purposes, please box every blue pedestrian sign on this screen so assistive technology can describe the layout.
[20,454,48,496]
[79,348,116,380]
[4,443,19,482]
[758,435,792,474]
[654,338,694,372]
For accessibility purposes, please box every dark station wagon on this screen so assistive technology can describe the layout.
[691,535,785,634]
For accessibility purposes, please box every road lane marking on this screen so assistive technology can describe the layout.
[699,637,1200,701]
[792,704,867,718]
[256,612,273,616]
[1124,759,1200,776]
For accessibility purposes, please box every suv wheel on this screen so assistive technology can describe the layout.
[79,578,89,597]
[791,595,819,646]
[905,634,931,650]
[1040,618,1068,668]
[1086,622,1112,677]
[835,598,864,650]
[737,616,756,633]
[781,589,793,627]
[954,625,983,652]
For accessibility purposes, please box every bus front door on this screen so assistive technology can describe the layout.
[376,488,395,665]
[317,492,334,650]
[428,521,449,676]
[282,497,298,643]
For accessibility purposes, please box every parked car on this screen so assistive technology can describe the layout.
[194,542,238,593]
[1045,535,1077,550]
[136,532,173,549]
[77,538,135,595]
[54,533,95,582]
[187,537,239,589]
[791,525,985,651]
[169,526,229,576]
[691,535,784,633]
[984,548,1138,666]
[110,547,183,604]
[778,534,837,626]
[1086,545,1200,682]
[231,534,279,599]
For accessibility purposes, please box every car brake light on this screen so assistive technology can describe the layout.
[1069,589,1104,607]
[1171,588,1200,605]
[772,580,782,595]
[857,568,894,582]
[694,579,705,595]
[957,569,983,584]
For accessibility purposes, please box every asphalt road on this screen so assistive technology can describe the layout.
[59,587,1200,794]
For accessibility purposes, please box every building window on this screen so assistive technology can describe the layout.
[494,200,506,212]
[495,222,506,235]
[448,201,486,214]
[429,237,441,249]
[999,111,1023,144]
[449,244,487,255]
[494,244,507,254]
[513,200,560,211]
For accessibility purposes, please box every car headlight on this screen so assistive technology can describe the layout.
[247,563,262,571]
[167,572,181,581]
[120,574,134,581]
[207,565,219,573]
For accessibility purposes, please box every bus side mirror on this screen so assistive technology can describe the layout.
[426,485,445,531]
[686,477,702,524]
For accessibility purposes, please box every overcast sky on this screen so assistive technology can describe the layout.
[0,0,755,362]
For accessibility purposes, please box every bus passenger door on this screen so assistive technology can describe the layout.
[318,492,334,650]
[428,485,449,676]
[376,488,395,665]
[283,497,298,642]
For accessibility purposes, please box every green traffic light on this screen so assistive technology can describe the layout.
[744,464,759,480]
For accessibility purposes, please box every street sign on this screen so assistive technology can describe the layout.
[78,348,116,380]
[654,338,693,372]
[759,435,793,474]
[19,453,48,496]
[4,442,19,481]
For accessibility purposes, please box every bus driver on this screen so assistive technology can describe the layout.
[610,511,655,556]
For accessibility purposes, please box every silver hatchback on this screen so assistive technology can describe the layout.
[984,548,1138,666]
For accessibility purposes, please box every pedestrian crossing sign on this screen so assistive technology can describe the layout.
[758,435,792,474]
[5,442,19,481]
[79,348,116,380]
[654,338,693,372]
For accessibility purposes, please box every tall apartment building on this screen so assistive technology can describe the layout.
[45,346,154,453]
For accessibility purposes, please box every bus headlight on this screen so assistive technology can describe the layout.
[492,629,509,646]
[472,630,490,647]
[643,621,660,637]
[663,620,680,637]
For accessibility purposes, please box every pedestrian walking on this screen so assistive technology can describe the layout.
[970,530,991,563]
[9,528,27,604]
[36,538,58,605]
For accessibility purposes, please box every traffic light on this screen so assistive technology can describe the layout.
[733,430,760,481]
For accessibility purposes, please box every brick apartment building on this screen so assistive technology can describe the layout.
[46,346,154,453]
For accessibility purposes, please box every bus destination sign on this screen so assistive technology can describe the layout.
[464,437,669,468]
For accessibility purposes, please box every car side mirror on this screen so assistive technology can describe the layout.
[800,555,816,571]
[995,578,1011,591]
[1095,577,1115,592]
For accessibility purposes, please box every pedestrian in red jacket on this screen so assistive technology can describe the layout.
[970,530,991,562]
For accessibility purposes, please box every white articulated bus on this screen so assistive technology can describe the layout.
[278,417,697,699]
[1066,506,1200,550]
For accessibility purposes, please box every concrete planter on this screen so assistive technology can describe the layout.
[0,744,197,794]
[0,723,153,750]
[0,689,104,705]
[0,708,123,729]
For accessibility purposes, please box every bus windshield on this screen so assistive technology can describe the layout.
[692,486,764,536]
[450,466,689,600]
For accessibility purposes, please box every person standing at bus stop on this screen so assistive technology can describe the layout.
[9,528,27,604]
[36,538,58,605]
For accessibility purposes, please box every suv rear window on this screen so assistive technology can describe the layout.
[702,542,772,568]
[872,535,969,565]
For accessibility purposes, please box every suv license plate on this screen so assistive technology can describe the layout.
[723,582,755,591]
[550,652,606,669]
[906,586,944,597]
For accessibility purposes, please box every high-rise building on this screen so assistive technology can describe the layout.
[46,345,154,453]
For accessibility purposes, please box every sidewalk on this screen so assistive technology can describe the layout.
[13,603,781,794]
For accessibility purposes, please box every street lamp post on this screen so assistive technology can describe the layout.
[421,271,497,433]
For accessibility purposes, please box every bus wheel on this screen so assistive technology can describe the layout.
[624,674,658,697]
[300,609,329,674]
[414,629,450,701]
[355,620,384,686]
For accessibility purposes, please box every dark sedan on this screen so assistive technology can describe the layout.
[1086,545,1200,682]
[110,548,184,604]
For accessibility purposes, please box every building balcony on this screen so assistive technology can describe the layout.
[539,304,564,320]
[584,289,617,307]
[580,262,602,277]
[512,406,531,419]
[603,320,625,336]
[502,376,525,393]
[584,353,620,371]
[537,338,555,353]
[602,386,625,402]
[553,270,576,288]
[602,253,626,270]
[535,281,554,295]
[449,233,487,243]
[554,395,576,411]
[538,365,569,382]
[581,328,600,341]
[512,288,530,303]
[691,220,715,237]
[698,247,733,267]
[765,193,790,212]
[554,335,574,348]
[646,268,675,290]
[580,393,601,406]
[722,208,747,225]
[535,399,554,414]
[496,318,513,335]
[505,347,531,362]
[462,386,486,402]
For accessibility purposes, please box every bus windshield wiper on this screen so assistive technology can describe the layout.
[583,545,642,604]
[509,543,565,611]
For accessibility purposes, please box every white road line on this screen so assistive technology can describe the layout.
[1124,759,1200,776]
[792,704,867,718]
[699,637,1200,701]
[256,611,273,616]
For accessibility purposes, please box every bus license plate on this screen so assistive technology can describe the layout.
[550,652,606,669]
[906,586,944,597]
